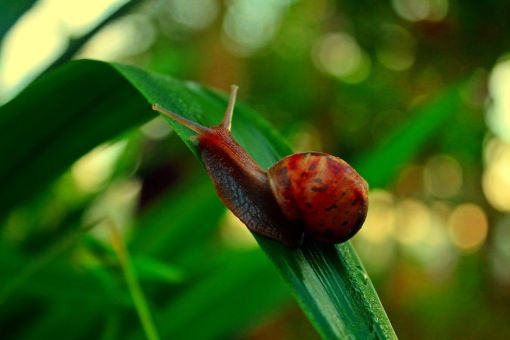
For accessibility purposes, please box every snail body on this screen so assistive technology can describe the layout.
[153,86,368,247]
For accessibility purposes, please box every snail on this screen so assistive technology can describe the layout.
[152,85,368,247]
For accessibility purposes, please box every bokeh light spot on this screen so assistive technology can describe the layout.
[312,32,370,83]
[487,59,510,142]
[359,189,396,243]
[85,178,142,242]
[391,0,448,22]
[447,203,488,253]
[223,0,293,56]
[376,24,415,71]
[79,14,156,61]
[0,0,125,101]
[141,116,172,140]
[72,141,127,193]
[482,138,510,211]
[423,154,463,199]
[165,0,219,31]
[395,199,431,245]
[354,190,396,274]
[287,122,323,153]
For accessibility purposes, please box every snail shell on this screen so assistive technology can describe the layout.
[268,152,368,244]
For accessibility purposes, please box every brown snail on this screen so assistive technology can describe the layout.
[152,85,368,247]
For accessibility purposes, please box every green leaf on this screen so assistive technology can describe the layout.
[0,61,154,216]
[0,59,395,339]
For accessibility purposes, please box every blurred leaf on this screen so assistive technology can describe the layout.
[18,300,101,340]
[130,172,224,261]
[132,255,184,283]
[0,250,113,301]
[45,0,144,73]
[355,85,462,187]
[0,221,84,303]
[0,250,118,339]
[0,0,37,42]
[0,59,395,339]
[133,249,291,340]
[110,221,160,340]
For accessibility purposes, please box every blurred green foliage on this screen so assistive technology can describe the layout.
[1,0,510,339]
